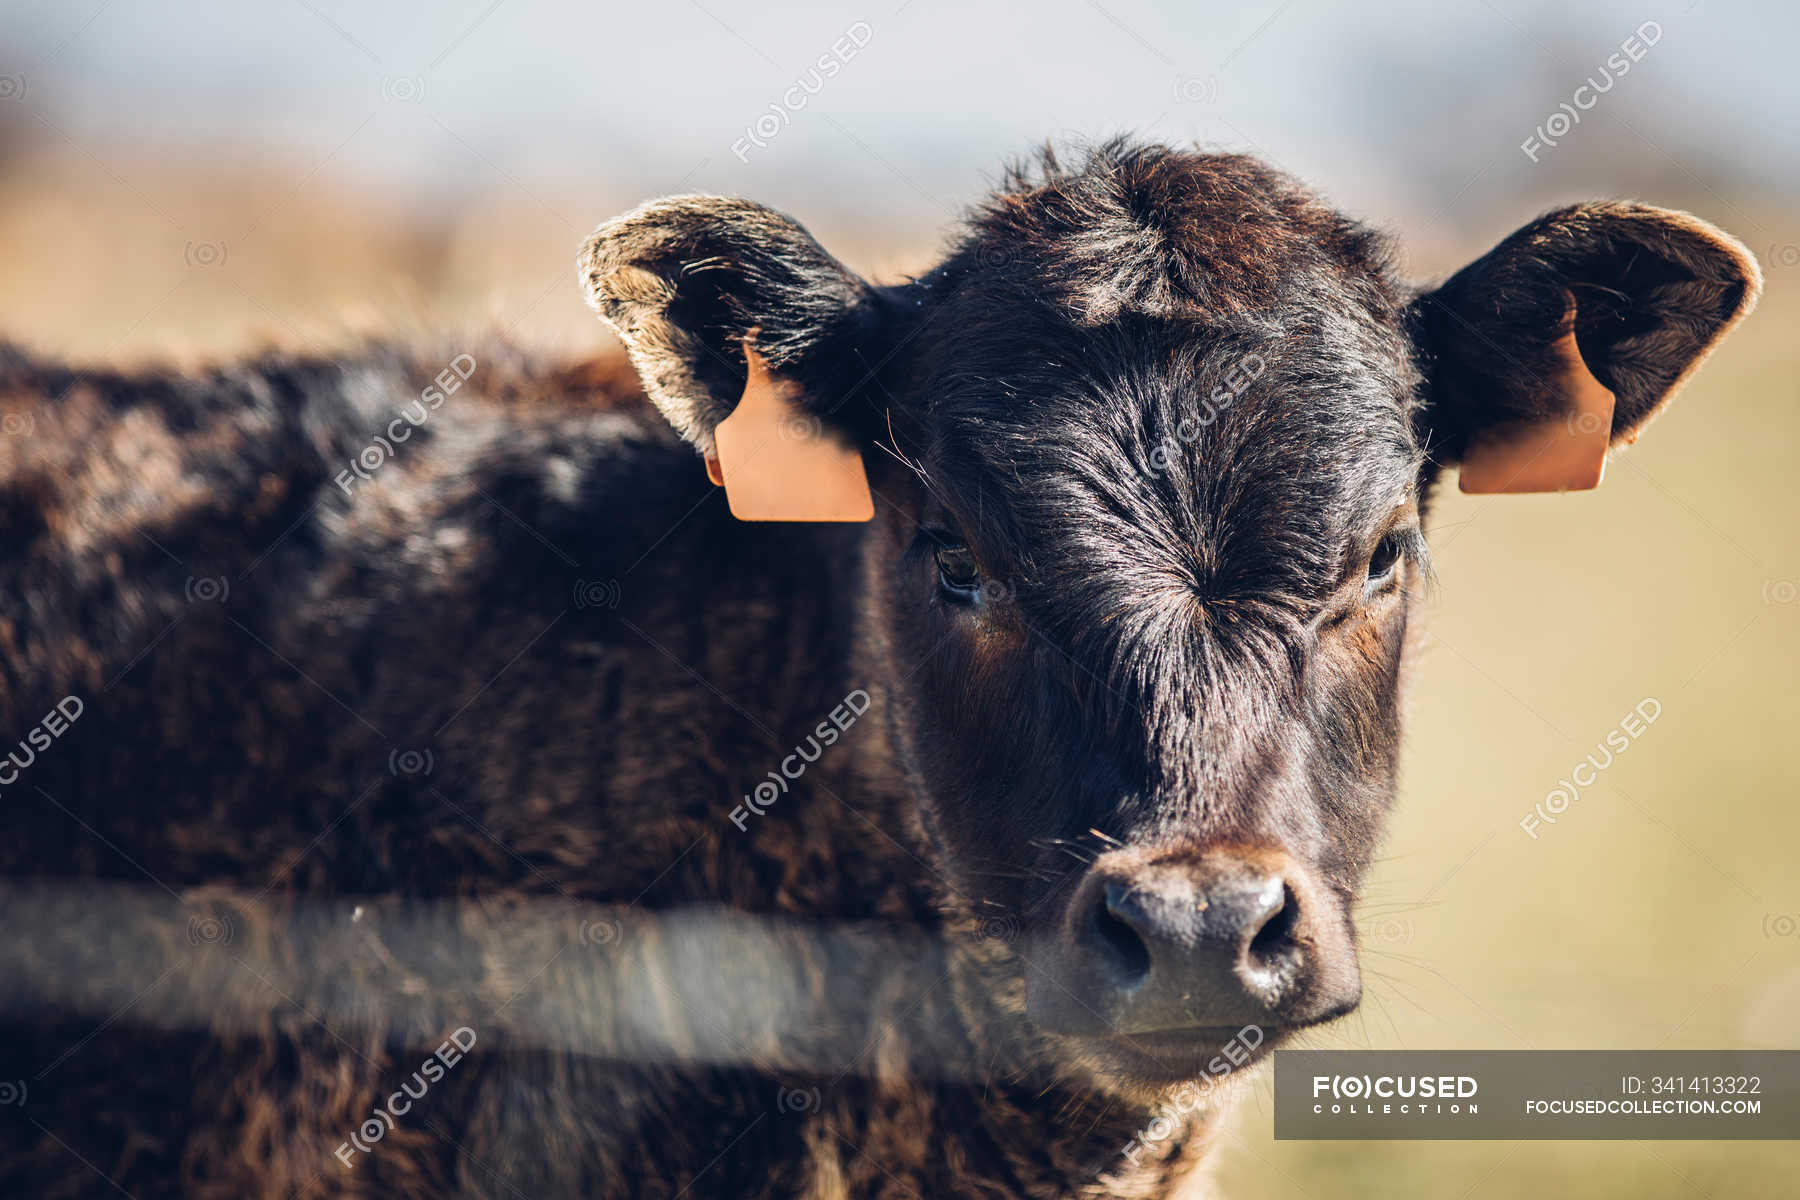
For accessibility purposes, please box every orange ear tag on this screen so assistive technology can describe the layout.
[707,346,873,522]
[1459,317,1617,495]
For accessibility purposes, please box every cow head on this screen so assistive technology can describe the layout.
[581,141,1757,1092]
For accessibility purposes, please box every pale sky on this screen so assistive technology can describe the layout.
[2,0,1792,251]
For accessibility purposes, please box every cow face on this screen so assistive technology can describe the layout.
[582,141,1758,1091]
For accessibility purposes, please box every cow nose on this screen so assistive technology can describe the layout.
[1025,849,1356,1038]
[1093,865,1296,1014]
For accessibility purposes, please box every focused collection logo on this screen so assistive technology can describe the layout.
[1310,1073,1480,1116]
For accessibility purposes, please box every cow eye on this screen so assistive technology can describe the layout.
[1364,533,1406,594]
[935,543,982,598]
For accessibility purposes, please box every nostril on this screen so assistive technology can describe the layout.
[1092,884,1152,987]
[1245,882,1302,973]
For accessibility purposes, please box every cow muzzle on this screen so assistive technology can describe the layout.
[1024,846,1360,1040]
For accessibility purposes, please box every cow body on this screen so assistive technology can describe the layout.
[0,140,1758,1197]
[0,344,1205,1196]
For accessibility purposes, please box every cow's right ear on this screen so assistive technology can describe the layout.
[579,195,883,459]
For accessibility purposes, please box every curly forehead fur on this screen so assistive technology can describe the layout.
[944,139,1406,327]
[911,144,1424,644]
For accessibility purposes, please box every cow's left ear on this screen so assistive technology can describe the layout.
[580,195,884,459]
[1412,203,1760,492]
